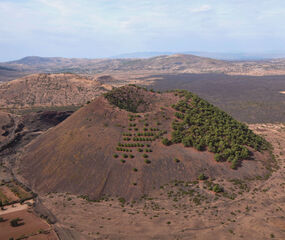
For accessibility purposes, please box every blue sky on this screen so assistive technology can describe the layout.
[1,0,285,61]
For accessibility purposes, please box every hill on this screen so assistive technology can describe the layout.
[0,73,111,109]
[19,86,271,200]
[1,54,226,73]
[2,54,285,76]
[0,65,28,82]
[112,51,285,60]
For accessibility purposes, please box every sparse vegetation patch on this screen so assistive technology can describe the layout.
[104,86,150,113]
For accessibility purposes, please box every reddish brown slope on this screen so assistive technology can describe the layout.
[19,87,271,200]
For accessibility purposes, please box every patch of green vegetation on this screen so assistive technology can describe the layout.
[118,143,144,148]
[0,190,8,203]
[8,183,33,201]
[213,184,224,193]
[118,197,126,204]
[133,137,153,141]
[174,158,180,163]
[104,86,148,113]
[145,159,151,164]
[10,218,24,227]
[162,138,171,146]
[117,148,132,152]
[123,133,132,136]
[170,90,269,168]
[137,132,154,136]
[198,173,207,181]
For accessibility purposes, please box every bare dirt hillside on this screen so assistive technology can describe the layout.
[19,86,272,201]
[0,73,111,109]
[0,109,73,190]
[38,123,285,240]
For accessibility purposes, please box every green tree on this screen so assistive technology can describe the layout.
[162,138,171,146]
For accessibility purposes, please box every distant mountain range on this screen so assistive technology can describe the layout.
[112,51,285,60]
[1,53,285,83]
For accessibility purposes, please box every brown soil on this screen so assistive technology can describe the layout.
[0,111,14,143]
[0,209,58,240]
[38,123,285,240]
[0,185,19,202]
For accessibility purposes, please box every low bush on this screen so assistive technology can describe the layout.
[213,184,223,193]
[162,138,171,146]
[198,173,207,180]
[10,218,23,227]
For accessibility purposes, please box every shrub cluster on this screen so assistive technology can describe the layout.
[116,147,133,152]
[198,173,207,180]
[104,87,147,113]
[137,132,154,136]
[118,143,144,147]
[132,137,153,142]
[123,133,132,136]
[145,149,152,152]
[162,138,172,146]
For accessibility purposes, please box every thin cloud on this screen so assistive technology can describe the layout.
[190,4,212,13]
